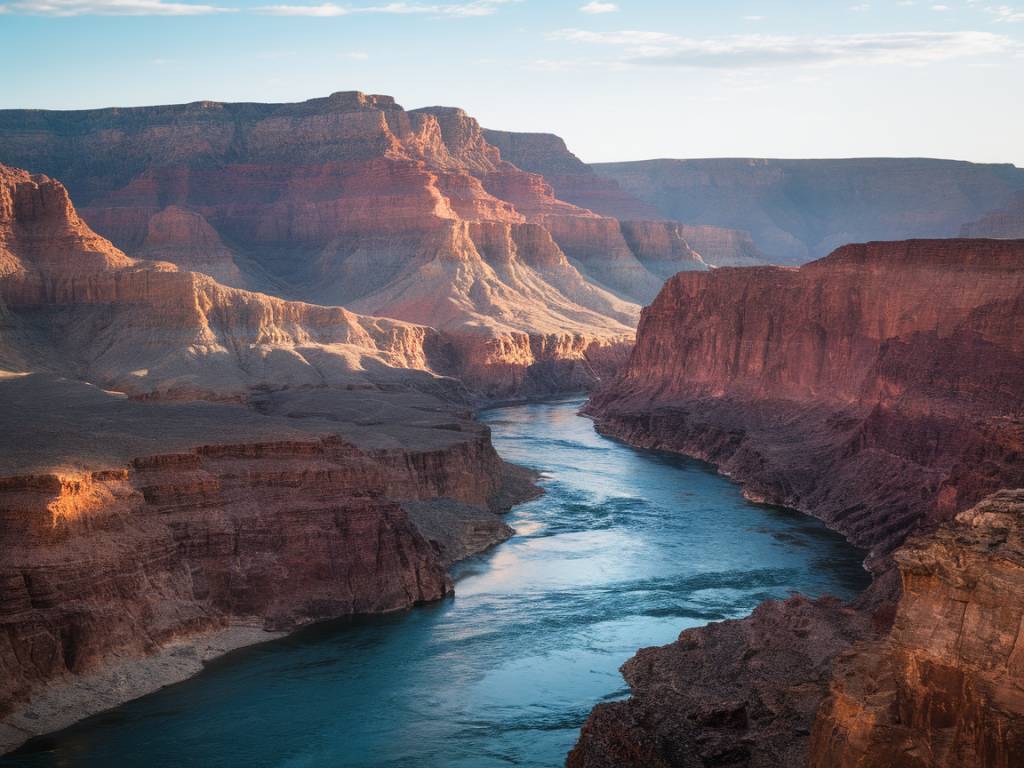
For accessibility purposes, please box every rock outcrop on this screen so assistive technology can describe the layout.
[572,490,1024,768]
[482,128,765,267]
[568,596,873,768]
[0,162,543,752]
[588,239,1024,559]
[575,239,1024,766]
[593,158,1024,264]
[811,489,1024,768]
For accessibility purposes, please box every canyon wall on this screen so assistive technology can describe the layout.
[811,489,1024,768]
[0,161,541,751]
[588,239,1024,558]
[0,374,532,753]
[0,93,768,396]
[575,238,1024,766]
[571,490,1024,768]
[593,158,1024,264]
[482,128,765,267]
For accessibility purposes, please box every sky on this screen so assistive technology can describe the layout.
[1,1,1022,165]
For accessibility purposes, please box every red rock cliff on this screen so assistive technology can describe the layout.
[590,239,1024,556]
[576,239,1024,766]
[811,489,1024,768]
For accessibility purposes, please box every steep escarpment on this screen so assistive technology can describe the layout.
[594,158,1024,264]
[1,93,720,393]
[574,239,1024,766]
[810,489,1024,768]
[482,128,765,267]
[589,239,1024,558]
[572,491,1024,768]
[0,375,532,753]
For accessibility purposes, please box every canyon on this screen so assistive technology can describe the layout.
[0,92,732,399]
[0,162,540,752]
[574,238,1024,766]
[2,88,1024,766]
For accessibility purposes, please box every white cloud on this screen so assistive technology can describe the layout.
[258,0,515,16]
[546,29,1018,68]
[931,4,949,11]
[743,15,766,21]
[1,0,229,13]
[579,1,616,13]
[987,4,1024,22]
[260,2,346,13]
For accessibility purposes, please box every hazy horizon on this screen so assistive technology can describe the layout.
[2,1,1023,166]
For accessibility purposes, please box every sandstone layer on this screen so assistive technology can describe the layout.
[811,489,1024,768]
[574,239,1024,766]
[0,161,542,752]
[482,128,765,267]
[588,239,1024,560]
[1,93,737,397]
[593,158,1024,264]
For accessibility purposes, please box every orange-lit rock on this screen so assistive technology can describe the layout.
[811,490,1024,768]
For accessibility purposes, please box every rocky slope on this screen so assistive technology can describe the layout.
[0,162,541,752]
[571,490,1024,768]
[588,239,1024,559]
[961,191,1024,239]
[811,489,1024,768]
[574,238,1024,765]
[0,375,534,753]
[482,128,765,267]
[594,158,1024,264]
[0,93,723,397]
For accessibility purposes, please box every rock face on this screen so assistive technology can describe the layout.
[0,161,542,751]
[588,239,1024,559]
[0,374,531,753]
[482,128,765,267]
[961,191,1024,239]
[568,596,873,768]
[575,239,1024,766]
[0,164,453,400]
[572,491,1024,768]
[593,158,1024,264]
[811,489,1024,768]
[1,93,727,397]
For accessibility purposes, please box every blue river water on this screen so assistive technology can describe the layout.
[3,399,869,768]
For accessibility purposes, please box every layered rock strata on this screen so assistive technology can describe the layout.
[594,158,1024,264]
[482,128,765,267]
[0,161,543,751]
[0,375,534,753]
[0,93,718,396]
[574,239,1024,765]
[810,489,1024,768]
[588,239,1024,560]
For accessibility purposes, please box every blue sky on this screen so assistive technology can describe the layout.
[2,1,1022,164]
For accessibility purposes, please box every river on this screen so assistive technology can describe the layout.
[3,399,869,768]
